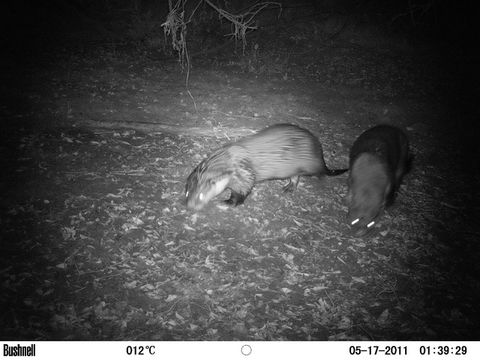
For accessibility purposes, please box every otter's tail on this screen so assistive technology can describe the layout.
[324,168,348,176]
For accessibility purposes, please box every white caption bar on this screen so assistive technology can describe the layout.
[1,341,479,360]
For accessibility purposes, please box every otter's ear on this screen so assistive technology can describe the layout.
[379,202,386,215]
[384,182,392,199]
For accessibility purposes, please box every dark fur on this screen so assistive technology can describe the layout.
[186,123,347,210]
[347,125,409,235]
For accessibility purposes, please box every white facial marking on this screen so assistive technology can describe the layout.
[367,221,375,228]
[213,177,229,193]
[199,193,204,201]
[185,191,189,198]
[351,218,360,225]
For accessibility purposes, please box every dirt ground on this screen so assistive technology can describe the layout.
[1,24,479,340]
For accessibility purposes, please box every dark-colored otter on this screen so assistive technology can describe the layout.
[347,125,410,235]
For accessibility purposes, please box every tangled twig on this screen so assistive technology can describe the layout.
[205,0,281,53]
[162,0,190,72]
[162,0,282,87]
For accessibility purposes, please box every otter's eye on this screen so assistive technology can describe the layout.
[199,193,204,201]
[351,218,360,225]
[367,221,375,228]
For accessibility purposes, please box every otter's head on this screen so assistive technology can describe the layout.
[347,185,386,236]
[346,166,391,236]
[185,161,230,211]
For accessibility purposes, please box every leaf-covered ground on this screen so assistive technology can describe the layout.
[1,28,479,340]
